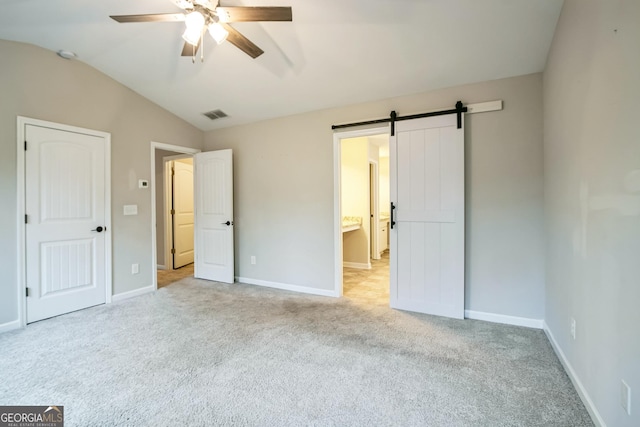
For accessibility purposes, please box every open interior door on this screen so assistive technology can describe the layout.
[194,149,234,283]
[172,159,194,268]
[389,114,465,319]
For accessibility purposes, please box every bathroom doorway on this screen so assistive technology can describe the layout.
[151,143,199,290]
[334,128,390,306]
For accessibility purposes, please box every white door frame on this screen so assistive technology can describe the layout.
[333,126,390,297]
[150,142,200,290]
[16,116,112,328]
[162,154,194,271]
[369,160,380,260]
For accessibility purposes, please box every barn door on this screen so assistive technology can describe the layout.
[389,114,465,319]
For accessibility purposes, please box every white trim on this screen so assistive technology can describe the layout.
[343,262,372,270]
[369,161,380,260]
[333,126,390,298]
[157,264,167,270]
[0,319,21,334]
[112,285,155,303]
[16,118,26,328]
[164,160,174,270]
[236,277,339,298]
[464,310,543,329]
[150,142,200,292]
[543,322,606,427]
[162,154,193,271]
[466,100,503,114]
[17,116,112,326]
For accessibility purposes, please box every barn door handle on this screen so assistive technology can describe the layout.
[390,203,396,229]
[221,221,233,226]
[91,226,105,232]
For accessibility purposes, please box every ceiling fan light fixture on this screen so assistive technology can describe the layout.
[182,11,205,45]
[182,28,200,45]
[184,10,205,30]
[208,23,229,45]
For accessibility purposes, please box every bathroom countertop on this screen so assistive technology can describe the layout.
[342,216,362,233]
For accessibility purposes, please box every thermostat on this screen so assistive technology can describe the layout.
[138,179,149,189]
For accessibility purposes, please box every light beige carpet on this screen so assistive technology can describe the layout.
[0,277,592,426]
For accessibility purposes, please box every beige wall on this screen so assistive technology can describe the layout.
[543,0,640,425]
[0,40,203,326]
[341,137,370,265]
[204,72,545,319]
[155,149,182,267]
[379,157,390,217]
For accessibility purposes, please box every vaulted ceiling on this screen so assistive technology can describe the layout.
[0,0,563,130]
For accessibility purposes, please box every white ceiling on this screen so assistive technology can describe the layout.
[0,0,563,131]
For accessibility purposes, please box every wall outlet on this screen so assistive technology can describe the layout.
[570,318,576,340]
[621,380,631,415]
[131,263,139,275]
[250,256,256,265]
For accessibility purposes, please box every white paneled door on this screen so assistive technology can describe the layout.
[172,159,194,268]
[390,114,465,319]
[194,149,234,283]
[25,124,109,323]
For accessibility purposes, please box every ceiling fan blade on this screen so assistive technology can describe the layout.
[222,24,264,58]
[216,7,292,23]
[110,13,185,23]
[181,40,201,57]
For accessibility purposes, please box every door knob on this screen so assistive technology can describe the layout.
[91,226,105,232]
[221,221,233,226]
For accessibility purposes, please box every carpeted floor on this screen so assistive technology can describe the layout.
[0,277,592,426]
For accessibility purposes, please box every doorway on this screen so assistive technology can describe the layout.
[334,127,390,305]
[150,142,200,290]
[159,155,195,288]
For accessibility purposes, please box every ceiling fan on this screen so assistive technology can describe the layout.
[110,0,293,60]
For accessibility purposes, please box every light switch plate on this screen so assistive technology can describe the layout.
[138,179,149,189]
[123,205,138,216]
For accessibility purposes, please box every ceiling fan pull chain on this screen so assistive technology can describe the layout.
[201,31,205,63]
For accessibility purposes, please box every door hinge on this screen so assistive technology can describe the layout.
[25,214,28,224]
[25,287,30,297]
[170,209,175,215]
[171,167,175,176]
[171,248,176,254]
[24,140,27,151]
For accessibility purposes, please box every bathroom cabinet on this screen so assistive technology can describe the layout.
[379,219,389,253]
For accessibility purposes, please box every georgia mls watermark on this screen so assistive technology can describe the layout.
[0,406,63,427]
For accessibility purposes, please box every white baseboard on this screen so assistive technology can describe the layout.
[343,262,371,270]
[0,319,21,334]
[464,310,543,329]
[236,277,339,298]
[157,264,167,270]
[111,285,155,302]
[543,322,606,427]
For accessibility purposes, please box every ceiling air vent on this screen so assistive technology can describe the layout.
[203,109,229,120]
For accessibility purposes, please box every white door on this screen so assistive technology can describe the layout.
[390,114,465,319]
[194,149,234,283]
[25,124,109,323]
[172,159,194,268]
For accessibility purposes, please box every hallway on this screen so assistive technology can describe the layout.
[343,251,389,306]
